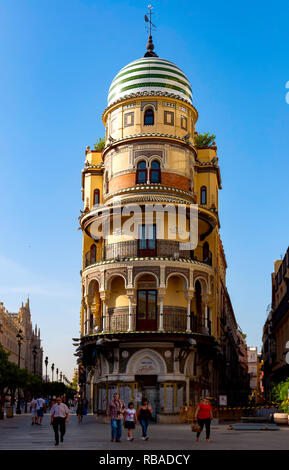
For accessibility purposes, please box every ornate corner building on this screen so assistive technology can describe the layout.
[78,36,249,421]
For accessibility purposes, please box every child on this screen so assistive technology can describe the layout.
[123,402,137,441]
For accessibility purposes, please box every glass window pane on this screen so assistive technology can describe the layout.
[151,170,160,183]
[147,291,157,319]
[137,170,146,183]
[151,161,160,169]
[138,291,146,319]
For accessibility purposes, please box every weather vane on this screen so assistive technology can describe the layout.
[144,5,158,57]
[144,5,156,38]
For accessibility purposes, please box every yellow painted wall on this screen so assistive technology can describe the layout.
[163,276,187,307]
[108,277,129,308]
[103,97,198,145]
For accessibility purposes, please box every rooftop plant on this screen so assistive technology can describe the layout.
[194,132,216,148]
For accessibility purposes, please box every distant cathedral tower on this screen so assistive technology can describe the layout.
[78,25,248,421]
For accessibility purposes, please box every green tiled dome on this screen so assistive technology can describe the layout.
[108,57,192,106]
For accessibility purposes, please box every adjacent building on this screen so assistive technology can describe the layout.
[0,299,43,376]
[262,247,289,397]
[77,33,249,421]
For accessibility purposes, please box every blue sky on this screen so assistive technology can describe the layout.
[0,0,288,378]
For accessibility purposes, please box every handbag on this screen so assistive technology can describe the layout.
[191,422,201,433]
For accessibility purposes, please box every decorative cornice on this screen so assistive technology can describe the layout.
[102,133,195,157]
[104,184,195,202]
[103,91,193,117]
[82,257,213,274]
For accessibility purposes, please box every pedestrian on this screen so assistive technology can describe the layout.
[36,395,45,425]
[137,398,153,440]
[30,396,37,425]
[107,392,126,442]
[76,397,84,423]
[123,401,137,441]
[50,396,70,446]
[194,397,213,443]
[82,397,88,417]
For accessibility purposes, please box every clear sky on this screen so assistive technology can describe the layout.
[0,0,289,379]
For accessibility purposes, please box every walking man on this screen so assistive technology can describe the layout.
[36,394,45,425]
[50,396,70,446]
[107,393,126,442]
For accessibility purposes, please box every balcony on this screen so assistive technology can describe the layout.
[87,312,212,335]
[102,240,212,266]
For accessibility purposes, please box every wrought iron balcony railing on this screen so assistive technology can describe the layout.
[84,240,213,267]
[86,312,212,335]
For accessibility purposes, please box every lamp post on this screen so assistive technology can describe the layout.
[16,329,23,415]
[60,371,63,382]
[45,356,48,382]
[56,368,59,382]
[51,363,55,382]
[32,345,38,375]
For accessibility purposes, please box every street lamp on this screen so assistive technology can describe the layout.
[16,328,24,415]
[51,363,55,382]
[60,371,63,382]
[32,345,38,375]
[56,368,59,382]
[45,356,48,382]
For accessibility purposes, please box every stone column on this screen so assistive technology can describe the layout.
[128,296,133,332]
[186,291,194,333]
[87,302,92,334]
[102,301,107,332]
[202,294,209,334]
[126,289,135,332]
[100,292,109,333]
[159,298,164,331]
[158,289,166,332]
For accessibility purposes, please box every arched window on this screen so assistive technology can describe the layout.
[90,244,96,264]
[203,242,212,266]
[93,189,100,206]
[136,161,147,184]
[144,107,154,125]
[150,160,161,183]
[200,186,207,205]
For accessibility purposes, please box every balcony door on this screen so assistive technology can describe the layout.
[138,224,156,256]
[137,289,157,331]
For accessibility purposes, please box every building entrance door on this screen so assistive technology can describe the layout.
[135,375,159,419]
[136,290,157,331]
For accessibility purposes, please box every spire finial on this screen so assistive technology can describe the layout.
[144,5,158,57]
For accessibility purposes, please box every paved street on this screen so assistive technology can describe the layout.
[0,413,289,450]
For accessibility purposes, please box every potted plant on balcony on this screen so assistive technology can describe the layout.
[272,379,289,424]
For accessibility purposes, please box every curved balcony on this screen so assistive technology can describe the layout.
[84,240,212,268]
[87,311,212,336]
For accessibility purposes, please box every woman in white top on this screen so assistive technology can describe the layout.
[123,402,137,441]
[30,397,37,425]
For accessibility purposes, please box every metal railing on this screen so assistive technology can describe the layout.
[89,312,212,335]
[103,240,213,266]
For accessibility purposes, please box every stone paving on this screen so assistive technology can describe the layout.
[0,413,289,450]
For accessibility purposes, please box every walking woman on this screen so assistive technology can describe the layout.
[194,397,213,442]
[137,398,153,440]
